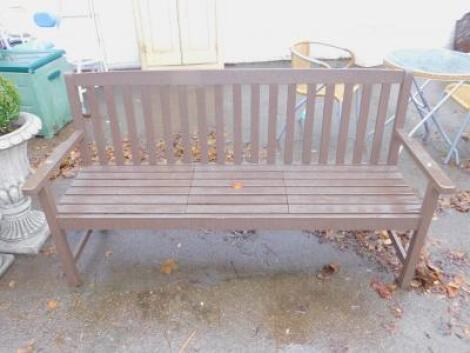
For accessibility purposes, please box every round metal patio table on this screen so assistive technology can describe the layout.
[384,48,470,164]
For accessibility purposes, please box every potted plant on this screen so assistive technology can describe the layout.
[0,76,49,264]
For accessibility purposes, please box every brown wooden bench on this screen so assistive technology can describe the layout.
[22,68,455,288]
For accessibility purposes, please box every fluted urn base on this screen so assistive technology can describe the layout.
[0,197,50,254]
[0,253,14,278]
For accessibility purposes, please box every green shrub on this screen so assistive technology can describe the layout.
[0,76,21,135]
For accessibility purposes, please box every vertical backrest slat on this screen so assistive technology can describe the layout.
[65,76,91,165]
[318,83,335,164]
[232,84,243,164]
[388,73,413,164]
[196,87,209,163]
[302,83,317,164]
[178,86,192,163]
[266,84,278,164]
[250,84,260,162]
[283,83,297,164]
[141,87,157,164]
[214,85,225,164]
[160,86,175,164]
[352,84,372,164]
[103,86,124,165]
[370,83,391,164]
[87,85,107,164]
[335,83,354,164]
[122,86,141,165]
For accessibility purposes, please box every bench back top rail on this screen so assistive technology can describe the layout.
[65,68,412,166]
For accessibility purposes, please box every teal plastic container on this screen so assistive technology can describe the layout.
[0,50,72,138]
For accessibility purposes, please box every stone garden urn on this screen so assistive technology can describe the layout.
[0,112,50,258]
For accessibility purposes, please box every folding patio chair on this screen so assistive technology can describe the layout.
[278,41,360,142]
[444,82,470,164]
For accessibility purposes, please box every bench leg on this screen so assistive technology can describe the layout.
[52,229,82,287]
[38,187,81,287]
[397,185,439,288]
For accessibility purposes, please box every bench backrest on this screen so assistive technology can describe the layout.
[65,69,412,166]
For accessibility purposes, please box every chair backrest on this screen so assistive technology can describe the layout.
[65,68,411,166]
[290,41,355,70]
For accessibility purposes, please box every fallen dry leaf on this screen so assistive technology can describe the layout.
[8,280,15,288]
[231,181,243,189]
[390,304,403,318]
[316,262,340,280]
[439,191,470,213]
[160,259,178,275]
[446,276,465,298]
[370,278,395,300]
[414,261,444,289]
[15,340,35,353]
[381,321,398,334]
[448,250,466,262]
[41,244,56,257]
[47,299,60,310]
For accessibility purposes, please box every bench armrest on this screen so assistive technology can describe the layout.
[23,130,84,195]
[395,129,455,194]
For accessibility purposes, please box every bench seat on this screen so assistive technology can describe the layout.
[57,165,422,231]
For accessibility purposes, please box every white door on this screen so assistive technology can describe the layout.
[134,0,182,67]
[178,0,218,65]
[134,0,219,68]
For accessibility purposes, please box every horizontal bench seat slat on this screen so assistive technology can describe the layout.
[283,172,402,179]
[194,172,284,179]
[187,205,289,213]
[189,186,413,195]
[283,179,407,187]
[192,179,407,187]
[192,179,285,187]
[58,204,187,214]
[66,187,191,195]
[71,179,192,187]
[285,186,414,195]
[65,185,414,196]
[61,194,419,206]
[289,204,420,214]
[190,186,286,195]
[60,195,189,204]
[288,195,420,204]
[188,195,287,204]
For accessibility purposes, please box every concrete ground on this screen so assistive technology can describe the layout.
[1,62,469,353]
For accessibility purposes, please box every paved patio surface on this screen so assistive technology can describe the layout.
[0,62,469,353]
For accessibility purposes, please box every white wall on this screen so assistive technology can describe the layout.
[220,0,469,66]
[2,0,469,68]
